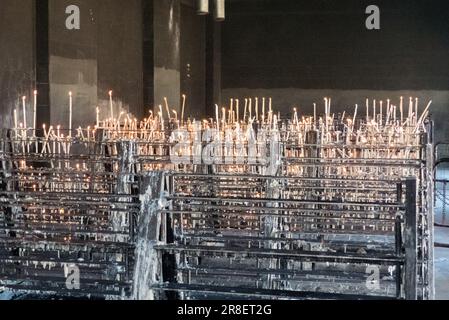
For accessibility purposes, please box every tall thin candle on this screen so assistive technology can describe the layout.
[215,104,220,131]
[181,94,186,125]
[109,90,114,120]
[96,107,100,127]
[236,99,240,123]
[262,97,266,123]
[164,97,171,120]
[69,92,73,137]
[33,90,37,134]
[243,99,248,122]
[22,96,27,129]
[255,98,259,122]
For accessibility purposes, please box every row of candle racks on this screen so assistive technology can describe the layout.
[0,95,434,299]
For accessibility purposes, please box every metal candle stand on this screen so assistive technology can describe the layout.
[0,115,434,300]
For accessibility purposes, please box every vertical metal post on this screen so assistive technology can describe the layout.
[395,182,403,299]
[404,177,417,300]
[426,124,435,299]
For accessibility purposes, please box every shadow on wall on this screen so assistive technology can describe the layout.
[221,88,449,143]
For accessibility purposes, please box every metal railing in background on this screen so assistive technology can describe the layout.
[435,143,449,220]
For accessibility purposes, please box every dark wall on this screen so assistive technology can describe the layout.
[181,2,206,119]
[0,0,35,128]
[222,0,449,90]
[221,0,449,141]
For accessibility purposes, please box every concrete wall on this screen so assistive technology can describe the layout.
[0,0,35,129]
[221,0,449,142]
[97,0,143,119]
[154,0,181,112]
[181,1,206,119]
[49,0,143,129]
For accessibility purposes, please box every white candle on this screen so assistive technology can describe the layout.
[33,90,37,134]
[379,101,383,125]
[57,125,61,155]
[366,99,369,123]
[415,98,419,124]
[353,104,358,130]
[181,94,186,125]
[236,99,240,123]
[230,99,234,123]
[22,96,27,129]
[262,97,266,123]
[172,110,178,122]
[164,97,170,120]
[255,98,259,122]
[69,92,73,137]
[109,90,114,120]
[96,106,100,127]
[243,99,248,122]
[249,98,252,120]
[215,104,220,131]
[313,103,317,128]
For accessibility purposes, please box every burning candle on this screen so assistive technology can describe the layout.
[22,96,27,129]
[96,107,100,127]
[243,99,248,122]
[230,99,234,123]
[262,97,266,123]
[236,99,240,123]
[408,97,412,121]
[69,92,73,137]
[215,104,220,131]
[109,90,114,120]
[353,104,358,130]
[159,105,164,129]
[255,98,259,122]
[379,101,383,125]
[366,99,369,123]
[33,90,37,134]
[415,98,419,125]
[181,94,186,125]
[164,97,171,120]
[172,109,178,124]
[222,107,226,124]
